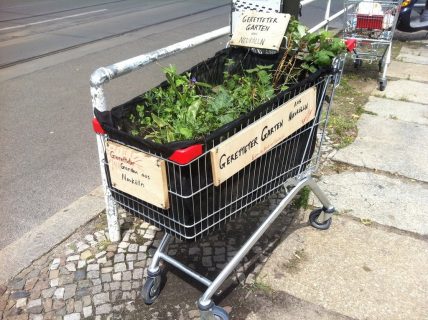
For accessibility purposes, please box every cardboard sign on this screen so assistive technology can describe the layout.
[231,0,282,33]
[230,11,290,51]
[210,87,317,186]
[106,141,169,209]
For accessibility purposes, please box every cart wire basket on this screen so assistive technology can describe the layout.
[96,48,334,242]
[343,0,402,90]
[90,13,344,318]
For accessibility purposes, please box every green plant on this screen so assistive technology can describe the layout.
[67,243,78,252]
[250,279,274,294]
[273,19,346,87]
[129,65,208,142]
[363,110,377,116]
[129,20,346,143]
[97,239,112,251]
[360,218,372,225]
[130,63,275,143]
[302,31,347,72]
[326,74,370,149]
[95,215,108,231]
[282,249,307,274]
[328,115,357,148]
[295,186,311,209]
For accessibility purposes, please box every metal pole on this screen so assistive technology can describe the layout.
[324,0,332,30]
[147,233,173,274]
[198,176,310,307]
[90,26,229,88]
[282,0,301,19]
[91,84,121,243]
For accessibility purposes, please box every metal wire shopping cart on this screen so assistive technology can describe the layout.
[91,56,341,320]
[343,0,402,90]
[89,3,343,320]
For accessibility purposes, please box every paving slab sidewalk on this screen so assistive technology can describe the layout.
[397,46,428,65]
[373,79,428,104]
[333,114,428,182]
[388,60,428,82]
[309,171,428,235]
[257,42,428,320]
[364,96,428,125]
[258,215,428,320]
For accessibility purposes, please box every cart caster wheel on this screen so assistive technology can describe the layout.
[142,275,162,304]
[379,79,387,91]
[354,58,362,69]
[212,305,230,320]
[309,208,332,230]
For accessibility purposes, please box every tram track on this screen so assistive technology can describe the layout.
[0,2,230,69]
[0,0,127,23]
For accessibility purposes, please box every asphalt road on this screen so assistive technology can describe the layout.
[0,0,344,250]
[0,0,232,68]
[0,0,231,250]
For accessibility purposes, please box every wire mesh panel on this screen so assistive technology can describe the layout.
[350,39,389,62]
[100,66,333,240]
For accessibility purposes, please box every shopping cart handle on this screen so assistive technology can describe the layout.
[90,26,230,88]
[90,26,230,113]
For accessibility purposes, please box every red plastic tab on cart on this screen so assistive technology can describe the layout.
[92,117,106,134]
[345,38,357,52]
[168,144,203,165]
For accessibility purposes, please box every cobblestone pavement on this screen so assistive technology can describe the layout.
[0,195,300,320]
[0,132,334,320]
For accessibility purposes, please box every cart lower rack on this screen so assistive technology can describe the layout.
[91,40,341,320]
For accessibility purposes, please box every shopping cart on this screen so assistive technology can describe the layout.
[90,6,342,320]
[343,0,402,90]
[91,54,341,319]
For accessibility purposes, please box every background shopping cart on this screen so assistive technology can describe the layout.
[343,0,402,90]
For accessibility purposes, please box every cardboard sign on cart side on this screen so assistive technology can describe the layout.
[230,11,290,51]
[106,141,169,209]
[210,87,317,186]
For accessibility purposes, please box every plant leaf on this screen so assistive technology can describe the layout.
[297,24,307,38]
[175,78,187,87]
[151,113,167,128]
[219,114,235,125]
[195,81,212,88]
[187,100,201,121]
[315,51,331,66]
[177,126,193,139]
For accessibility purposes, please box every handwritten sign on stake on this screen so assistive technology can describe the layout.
[210,87,317,186]
[230,11,290,51]
[106,141,169,209]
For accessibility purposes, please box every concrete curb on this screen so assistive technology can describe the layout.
[0,186,105,284]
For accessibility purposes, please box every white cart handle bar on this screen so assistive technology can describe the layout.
[90,26,230,113]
